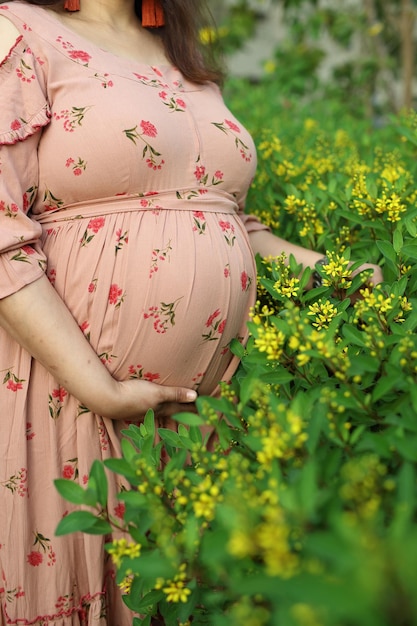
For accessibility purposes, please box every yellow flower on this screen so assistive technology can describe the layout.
[107,539,141,569]
[254,325,285,360]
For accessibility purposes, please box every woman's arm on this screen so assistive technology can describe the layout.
[0,275,196,419]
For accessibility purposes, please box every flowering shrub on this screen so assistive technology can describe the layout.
[55,108,417,625]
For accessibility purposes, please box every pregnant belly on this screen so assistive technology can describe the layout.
[40,207,256,394]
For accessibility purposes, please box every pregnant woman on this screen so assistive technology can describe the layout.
[0,0,382,623]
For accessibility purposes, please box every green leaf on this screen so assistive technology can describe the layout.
[401,243,417,260]
[171,412,205,426]
[121,437,139,463]
[54,479,87,505]
[55,510,105,536]
[393,228,404,254]
[131,589,165,612]
[376,240,397,266]
[229,337,245,357]
[89,460,108,508]
[341,325,367,348]
[158,428,184,448]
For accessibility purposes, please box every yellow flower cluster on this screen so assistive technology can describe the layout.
[374,192,406,222]
[308,299,338,330]
[228,504,299,578]
[253,323,286,361]
[256,409,308,467]
[107,538,141,569]
[226,595,270,626]
[320,252,352,290]
[258,135,282,159]
[339,454,389,520]
[156,563,191,603]
[354,287,412,329]
[191,473,223,521]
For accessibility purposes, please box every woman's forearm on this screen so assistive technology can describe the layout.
[0,274,120,414]
[248,230,324,268]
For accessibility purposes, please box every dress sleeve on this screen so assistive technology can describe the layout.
[0,34,51,299]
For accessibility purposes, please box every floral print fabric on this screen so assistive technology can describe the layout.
[0,3,268,624]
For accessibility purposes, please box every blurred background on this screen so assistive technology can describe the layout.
[207,0,416,126]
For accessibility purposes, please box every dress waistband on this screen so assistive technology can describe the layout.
[33,189,240,224]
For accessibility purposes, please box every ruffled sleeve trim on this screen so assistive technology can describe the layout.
[0,31,51,145]
[0,33,23,68]
[0,102,51,145]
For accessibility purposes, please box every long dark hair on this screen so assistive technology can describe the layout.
[22,0,224,84]
[139,0,224,85]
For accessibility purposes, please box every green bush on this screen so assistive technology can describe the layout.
[54,98,417,625]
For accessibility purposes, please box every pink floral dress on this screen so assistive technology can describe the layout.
[0,3,268,624]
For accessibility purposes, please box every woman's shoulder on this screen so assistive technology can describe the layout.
[0,12,21,63]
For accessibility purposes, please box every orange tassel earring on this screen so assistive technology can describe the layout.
[142,0,164,27]
[64,0,80,11]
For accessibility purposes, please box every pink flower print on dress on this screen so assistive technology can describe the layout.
[115,228,129,255]
[48,386,68,420]
[179,158,224,200]
[241,270,252,292]
[149,240,172,278]
[87,216,105,233]
[65,156,87,176]
[193,210,207,235]
[79,320,90,341]
[88,278,97,293]
[225,119,241,133]
[62,458,78,480]
[224,264,230,278]
[91,72,114,88]
[0,201,19,218]
[3,369,25,392]
[202,309,227,342]
[98,351,117,365]
[219,219,236,246]
[10,119,21,131]
[15,50,36,82]
[43,188,64,212]
[144,298,183,334]
[97,418,110,451]
[140,120,158,138]
[62,465,75,479]
[194,165,206,183]
[68,49,91,65]
[27,551,43,567]
[123,121,165,170]
[108,283,125,307]
[53,106,93,132]
[6,379,23,392]
[26,422,35,441]
[22,185,37,213]
[128,364,160,382]
[191,371,206,391]
[212,119,253,162]
[114,502,126,520]
[152,66,163,77]
[1,467,28,497]
[80,216,105,246]
[159,92,187,112]
[29,532,57,567]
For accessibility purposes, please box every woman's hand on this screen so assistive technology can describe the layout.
[104,378,197,421]
[0,276,198,421]
[351,262,384,286]
[349,262,384,303]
